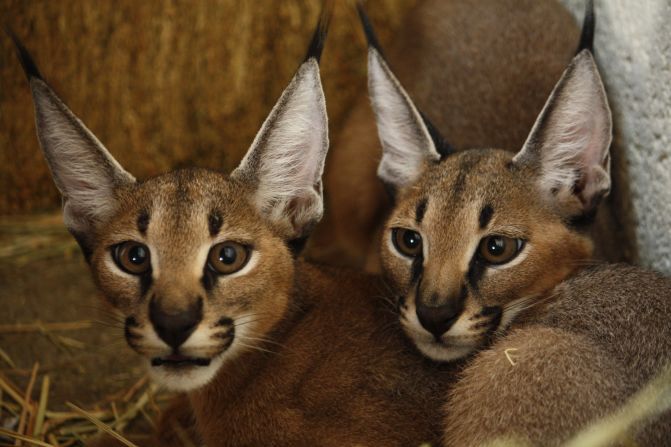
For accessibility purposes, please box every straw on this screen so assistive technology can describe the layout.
[65,403,138,447]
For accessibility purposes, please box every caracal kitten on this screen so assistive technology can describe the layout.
[9,12,455,447]
[360,2,671,445]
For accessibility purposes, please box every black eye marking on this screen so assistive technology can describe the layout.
[479,204,494,229]
[137,210,150,234]
[466,255,486,292]
[415,199,428,224]
[208,211,223,237]
[410,252,424,285]
[202,268,216,292]
[140,273,153,297]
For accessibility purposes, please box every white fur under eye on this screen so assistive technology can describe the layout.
[221,250,259,279]
[484,242,531,274]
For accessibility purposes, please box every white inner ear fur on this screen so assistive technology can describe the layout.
[233,59,328,238]
[368,48,440,189]
[31,79,134,233]
[514,51,612,210]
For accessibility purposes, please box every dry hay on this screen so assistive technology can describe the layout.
[0,357,184,447]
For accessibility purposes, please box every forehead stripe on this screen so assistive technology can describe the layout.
[479,204,494,229]
[415,198,428,224]
[137,210,150,234]
[208,211,223,237]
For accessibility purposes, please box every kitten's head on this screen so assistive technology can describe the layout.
[9,14,330,391]
[360,5,612,361]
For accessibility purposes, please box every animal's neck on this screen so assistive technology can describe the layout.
[187,260,314,419]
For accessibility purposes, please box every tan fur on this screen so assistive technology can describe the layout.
[377,151,671,446]
[370,60,671,446]
[90,228,456,446]
[188,261,456,446]
[309,0,582,270]
[381,149,596,360]
[444,265,671,446]
[13,19,461,445]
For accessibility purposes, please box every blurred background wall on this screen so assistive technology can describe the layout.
[0,0,416,213]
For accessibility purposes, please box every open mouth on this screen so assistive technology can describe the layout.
[151,354,211,367]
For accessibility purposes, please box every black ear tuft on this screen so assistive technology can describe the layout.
[576,0,595,54]
[5,27,44,81]
[356,2,384,57]
[304,0,333,63]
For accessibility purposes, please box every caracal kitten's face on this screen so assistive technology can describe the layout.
[90,169,295,390]
[9,19,330,390]
[361,9,612,362]
[381,149,595,361]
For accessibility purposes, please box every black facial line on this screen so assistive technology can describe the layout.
[415,198,428,224]
[466,254,486,292]
[140,270,153,298]
[451,155,480,201]
[137,210,150,235]
[202,265,217,292]
[479,204,494,229]
[208,211,223,237]
[410,252,424,286]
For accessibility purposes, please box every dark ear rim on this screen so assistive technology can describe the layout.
[8,28,136,262]
[233,3,332,181]
[356,2,453,158]
[230,3,332,244]
[514,50,611,165]
[513,50,612,220]
[7,28,135,187]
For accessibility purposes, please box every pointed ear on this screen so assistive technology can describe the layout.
[358,5,450,191]
[513,50,612,219]
[9,30,135,255]
[231,16,329,242]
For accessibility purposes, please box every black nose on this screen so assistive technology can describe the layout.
[416,300,462,338]
[149,297,203,350]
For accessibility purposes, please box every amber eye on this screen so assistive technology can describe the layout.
[478,235,524,265]
[112,241,151,275]
[392,228,423,257]
[207,242,250,275]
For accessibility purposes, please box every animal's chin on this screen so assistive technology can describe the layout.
[413,337,478,363]
[149,353,228,392]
